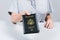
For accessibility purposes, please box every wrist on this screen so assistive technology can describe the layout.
[45,13,51,21]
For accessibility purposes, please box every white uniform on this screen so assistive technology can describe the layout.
[8,0,53,22]
[8,0,53,40]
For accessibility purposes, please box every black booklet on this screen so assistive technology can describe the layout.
[23,14,39,34]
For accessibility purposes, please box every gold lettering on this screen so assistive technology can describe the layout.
[25,16,34,18]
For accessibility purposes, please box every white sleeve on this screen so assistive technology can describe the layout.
[47,0,53,13]
[17,0,36,14]
[8,0,18,14]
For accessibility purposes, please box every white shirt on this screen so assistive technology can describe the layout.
[8,0,53,22]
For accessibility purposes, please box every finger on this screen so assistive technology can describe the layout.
[19,11,30,15]
[18,17,23,22]
[11,19,17,23]
[12,22,17,24]
[47,22,53,29]
[48,23,53,29]
[11,15,18,23]
[11,19,17,24]
[47,24,50,29]
[44,23,46,27]
[47,24,51,29]
[45,22,49,28]
[44,22,47,28]
[25,11,30,15]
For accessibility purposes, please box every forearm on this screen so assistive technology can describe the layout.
[45,13,51,22]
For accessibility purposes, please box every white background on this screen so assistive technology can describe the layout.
[0,0,60,22]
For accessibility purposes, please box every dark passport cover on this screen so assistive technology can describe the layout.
[23,14,39,34]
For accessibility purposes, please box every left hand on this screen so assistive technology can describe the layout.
[44,19,54,29]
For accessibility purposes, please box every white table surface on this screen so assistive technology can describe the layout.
[0,20,60,40]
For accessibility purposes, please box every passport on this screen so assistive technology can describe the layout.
[23,14,39,34]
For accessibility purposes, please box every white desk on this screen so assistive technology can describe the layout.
[0,20,60,40]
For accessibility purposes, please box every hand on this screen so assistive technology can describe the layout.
[18,10,30,21]
[44,19,54,29]
[11,13,20,23]
[11,11,30,24]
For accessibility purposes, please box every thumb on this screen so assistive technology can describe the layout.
[25,11,30,15]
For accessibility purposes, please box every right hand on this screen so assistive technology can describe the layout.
[11,11,30,24]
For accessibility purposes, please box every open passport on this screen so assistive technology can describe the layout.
[23,14,39,34]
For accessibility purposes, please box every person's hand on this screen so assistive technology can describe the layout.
[11,11,30,24]
[11,13,20,24]
[44,13,54,29]
[44,18,54,29]
[18,10,30,21]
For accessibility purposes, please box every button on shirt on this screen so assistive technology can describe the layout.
[8,0,53,22]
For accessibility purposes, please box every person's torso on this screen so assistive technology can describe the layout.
[17,0,48,22]
[17,0,49,13]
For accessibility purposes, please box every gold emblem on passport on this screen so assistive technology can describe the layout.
[27,19,34,25]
